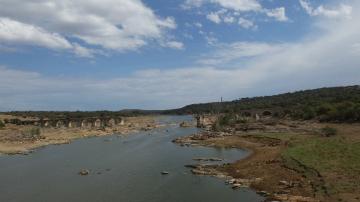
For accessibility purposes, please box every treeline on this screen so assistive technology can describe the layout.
[168,85,360,122]
[3,86,360,123]
[4,109,163,119]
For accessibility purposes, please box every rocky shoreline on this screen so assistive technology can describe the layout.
[173,129,321,202]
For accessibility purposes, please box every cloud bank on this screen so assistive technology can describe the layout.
[0,1,359,111]
[299,0,352,19]
[0,0,180,57]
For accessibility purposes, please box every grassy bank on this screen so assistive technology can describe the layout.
[282,136,360,196]
[252,129,360,200]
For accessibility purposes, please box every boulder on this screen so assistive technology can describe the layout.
[79,169,90,176]
[179,121,191,127]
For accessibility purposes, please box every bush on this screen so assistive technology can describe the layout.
[212,122,222,132]
[0,120,5,129]
[321,126,337,137]
[302,107,316,120]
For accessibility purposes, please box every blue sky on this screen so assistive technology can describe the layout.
[0,0,359,111]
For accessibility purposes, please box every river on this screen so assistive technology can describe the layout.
[0,116,263,202]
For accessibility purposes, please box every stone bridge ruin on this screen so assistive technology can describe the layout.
[196,109,279,128]
[4,117,125,129]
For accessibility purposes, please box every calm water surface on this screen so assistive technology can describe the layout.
[0,116,264,202]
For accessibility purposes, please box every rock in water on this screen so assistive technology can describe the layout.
[179,122,191,127]
[161,171,169,175]
[79,169,90,176]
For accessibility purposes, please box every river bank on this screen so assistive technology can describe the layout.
[0,116,158,155]
[174,120,360,202]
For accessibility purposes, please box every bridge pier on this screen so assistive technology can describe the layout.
[4,116,125,129]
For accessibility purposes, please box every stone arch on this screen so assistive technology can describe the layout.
[68,120,80,128]
[81,120,90,128]
[56,120,64,128]
[94,119,102,128]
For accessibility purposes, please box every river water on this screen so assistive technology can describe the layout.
[0,116,264,202]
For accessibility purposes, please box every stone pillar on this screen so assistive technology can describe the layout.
[94,119,102,128]
[107,119,115,127]
[255,114,260,121]
[118,118,125,126]
[81,120,88,128]
[196,115,204,128]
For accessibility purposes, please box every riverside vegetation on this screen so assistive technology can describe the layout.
[172,86,360,202]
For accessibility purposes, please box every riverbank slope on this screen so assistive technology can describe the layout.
[174,119,360,202]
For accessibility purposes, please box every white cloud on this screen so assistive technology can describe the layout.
[238,18,256,29]
[206,13,222,24]
[184,0,261,12]
[223,16,235,24]
[0,18,71,50]
[299,0,352,19]
[199,31,218,45]
[265,7,288,22]
[0,18,94,58]
[162,41,185,50]
[205,36,218,45]
[194,22,203,28]
[0,0,180,56]
[185,0,288,26]
[197,42,287,65]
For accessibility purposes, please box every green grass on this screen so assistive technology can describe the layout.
[283,137,360,174]
[282,136,360,194]
[252,133,360,174]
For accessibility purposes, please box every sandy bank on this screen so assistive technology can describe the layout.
[0,116,157,155]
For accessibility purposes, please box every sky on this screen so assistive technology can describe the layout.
[0,0,359,111]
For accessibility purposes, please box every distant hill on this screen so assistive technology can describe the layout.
[3,85,360,122]
[167,85,360,122]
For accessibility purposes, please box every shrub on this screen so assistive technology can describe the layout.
[0,120,5,129]
[321,126,337,137]
[302,107,316,120]
[212,122,222,132]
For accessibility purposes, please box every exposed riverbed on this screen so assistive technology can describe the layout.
[0,116,264,202]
